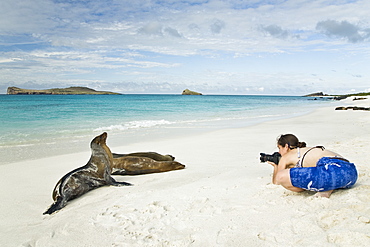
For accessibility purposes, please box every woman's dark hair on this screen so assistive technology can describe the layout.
[277,134,306,149]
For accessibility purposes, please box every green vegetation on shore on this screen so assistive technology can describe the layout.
[340,92,370,97]
[304,91,370,100]
[7,86,121,95]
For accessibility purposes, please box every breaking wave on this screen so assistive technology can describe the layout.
[93,119,173,132]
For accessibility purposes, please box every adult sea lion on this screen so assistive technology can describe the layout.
[44,132,131,215]
[112,152,175,161]
[111,156,185,175]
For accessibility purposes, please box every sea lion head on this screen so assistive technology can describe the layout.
[90,132,111,156]
[91,132,107,146]
[168,161,185,170]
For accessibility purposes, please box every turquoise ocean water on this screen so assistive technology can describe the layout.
[0,94,331,165]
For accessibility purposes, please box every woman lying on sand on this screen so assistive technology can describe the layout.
[269,134,358,198]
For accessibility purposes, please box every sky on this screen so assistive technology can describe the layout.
[1,0,370,95]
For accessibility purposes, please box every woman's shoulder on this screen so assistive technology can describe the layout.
[283,149,300,166]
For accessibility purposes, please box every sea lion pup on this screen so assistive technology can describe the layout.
[112,152,175,161]
[44,132,131,215]
[111,156,185,175]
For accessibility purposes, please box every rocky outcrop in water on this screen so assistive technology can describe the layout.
[182,89,202,95]
[303,92,328,97]
[335,106,370,111]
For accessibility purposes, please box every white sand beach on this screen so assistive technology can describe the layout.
[1,97,370,247]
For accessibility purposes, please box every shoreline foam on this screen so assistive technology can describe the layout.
[1,97,369,246]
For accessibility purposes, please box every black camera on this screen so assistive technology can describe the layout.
[259,152,281,164]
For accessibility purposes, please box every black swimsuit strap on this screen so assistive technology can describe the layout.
[300,146,325,167]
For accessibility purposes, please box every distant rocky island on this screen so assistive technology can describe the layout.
[303,92,329,97]
[182,89,202,95]
[7,86,121,95]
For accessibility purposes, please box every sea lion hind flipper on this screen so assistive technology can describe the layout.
[166,155,175,161]
[43,197,67,215]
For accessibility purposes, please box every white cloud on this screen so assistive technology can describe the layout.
[1,0,370,94]
[210,19,225,34]
[164,27,183,38]
[316,20,370,43]
[261,25,290,39]
[139,22,164,36]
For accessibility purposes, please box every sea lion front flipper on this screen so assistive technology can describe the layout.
[108,176,132,186]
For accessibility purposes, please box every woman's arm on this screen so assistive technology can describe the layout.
[269,156,289,184]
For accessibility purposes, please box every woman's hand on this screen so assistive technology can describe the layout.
[267,161,278,167]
